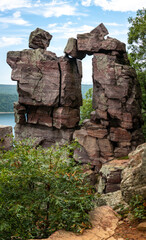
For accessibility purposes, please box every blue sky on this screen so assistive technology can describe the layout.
[0,0,145,85]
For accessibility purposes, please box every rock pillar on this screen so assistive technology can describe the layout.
[7,28,82,147]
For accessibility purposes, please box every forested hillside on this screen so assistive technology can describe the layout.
[0,84,92,112]
[0,84,17,94]
[0,85,18,112]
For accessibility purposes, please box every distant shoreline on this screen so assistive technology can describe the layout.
[0,112,14,114]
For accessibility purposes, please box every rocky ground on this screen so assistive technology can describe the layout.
[113,219,146,240]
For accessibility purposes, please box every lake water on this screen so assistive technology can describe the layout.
[0,113,15,134]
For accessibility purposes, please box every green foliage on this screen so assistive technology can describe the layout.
[119,195,146,220]
[81,84,93,99]
[129,195,146,220]
[128,9,146,71]
[0,139,94,240]
[0,94,18,112]
[80,88,93,124]
[128,9,146,139]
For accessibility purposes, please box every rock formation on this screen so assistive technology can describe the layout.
[7,24,144,165]
[7,28,82,147]
[0,125,13,151]
[70,24,144,168]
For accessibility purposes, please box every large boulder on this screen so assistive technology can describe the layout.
[77,23,109,54]
[64,38,86,59]
[121,143,146,203]
[29,28,52,49]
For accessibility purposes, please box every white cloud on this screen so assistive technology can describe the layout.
[48,23,57,28]
[43,3,76,17]
[0,37,24,47]
[28,1,87,18]
[0,12,30,26]
[13,11,21,18]
[82,0,146,12]
[104,22,124,26]
[0,0,31,11]
[48,23,94,38]
[109,29,128,36]
[81,0,92,7]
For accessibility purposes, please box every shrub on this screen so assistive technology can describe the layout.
[129,195,146,220]
[0,139,94,240]
[118,195,146,220]
[80,88,93,124]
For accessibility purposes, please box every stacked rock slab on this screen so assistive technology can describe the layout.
[64,23,144,168]
[7,28,82,147]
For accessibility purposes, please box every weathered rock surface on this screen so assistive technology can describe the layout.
[0,125,13,150]
[121,143,146,203]
[53,107,80,129]
[32,206,119,240]
[97,159,129,194]
[27,106,53,127]
[64,38,86,59]
[95,190,128,210]
[7,49,60,107]
[15,123,74,148]
[29,28,52,49]
[77,24,125,54]
[59,57,82,107]
[77,23,109,54]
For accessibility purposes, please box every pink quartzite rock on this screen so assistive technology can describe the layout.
[15,123,74,148]
[98,139,113,159]
[77,23,126,54]
[73,129,100,164]
[110,127,132,142]
[27,106,53,127]
[7,49,60,107]
[59,56,82,108]
[6,26,144,164]
[29,28,52,49]
[77,23,109,53]
[64,38,86,59]
[0,125,13,151]
[53,107,80,129]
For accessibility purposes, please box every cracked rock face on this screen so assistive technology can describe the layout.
[29,28,52,49]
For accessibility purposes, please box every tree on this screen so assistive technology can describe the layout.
[128,8,146,138]
[80,88,93,124]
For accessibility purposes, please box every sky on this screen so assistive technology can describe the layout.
[0,0,145,85]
